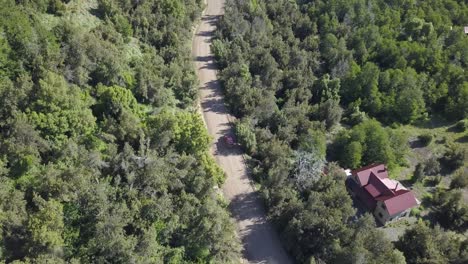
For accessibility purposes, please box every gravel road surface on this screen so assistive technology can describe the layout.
[192,1,293,263]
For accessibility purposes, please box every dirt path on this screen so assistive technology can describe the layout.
[192,1,293,263]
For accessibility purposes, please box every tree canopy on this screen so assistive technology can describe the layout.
[0,0,240,262]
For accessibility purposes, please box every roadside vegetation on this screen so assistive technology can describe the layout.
[0,0,241,262]
[215,0,467,263]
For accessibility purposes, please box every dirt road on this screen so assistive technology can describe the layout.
[192,1,293,263]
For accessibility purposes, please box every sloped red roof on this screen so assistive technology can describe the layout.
[365,172,394,197]
[352,164,388,186]
[349,164,419,216]
[383,190,419,215]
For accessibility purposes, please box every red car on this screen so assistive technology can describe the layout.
[223,135,236,146]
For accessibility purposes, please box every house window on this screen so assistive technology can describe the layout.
[378,212,383,218]
[381,203,386,210]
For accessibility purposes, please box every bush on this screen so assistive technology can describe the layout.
[431,175,443,186]
[235,119,257,154]
[418,133,433,146]
[423,156,440,175]
[450,169,468,189]
[413,163,425,182]
[441,143,466,171]
[410,207,421,217]
[455,119,468,132]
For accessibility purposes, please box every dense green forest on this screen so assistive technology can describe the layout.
[0,0,241,262]
[214,0,467,263]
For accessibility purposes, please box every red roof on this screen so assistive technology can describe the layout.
[383,190,419,215]
[352,164,388,185]
[350,164,418,216]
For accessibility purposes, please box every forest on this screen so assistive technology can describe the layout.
[0,0,242,263]
[214,0,467,263]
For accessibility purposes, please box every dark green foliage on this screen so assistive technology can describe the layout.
[441,143,466,171]
[0,0,241,263]
[396,222,467,264]
[450,169,468,189]
[423,156,440,176]
[413,163,426,182]
[432,189,468,232]
[455,119,468,132]
[418,133,433,146]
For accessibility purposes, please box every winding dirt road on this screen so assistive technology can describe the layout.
[192,1,292,263]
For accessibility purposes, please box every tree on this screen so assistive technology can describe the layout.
[432,189,468,232]
[291,150,325,192]
[396,222,467,264]
[450,169,468,189]
[441,143,466,171]
[318,99,343,130]
[334,214,406,264]
[28,195,65,255]
[148,109,210,155]
[342,141,362,169]
[26,71,96,145]
[235,118,257,154]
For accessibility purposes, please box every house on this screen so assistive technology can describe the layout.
[345,164,419,225]
[465,26,468,35]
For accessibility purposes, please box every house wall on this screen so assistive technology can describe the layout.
[373,201,410,225]
[373,201,391,224]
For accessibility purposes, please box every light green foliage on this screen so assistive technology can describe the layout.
[235,119,257,154]
[95,84,142,117]
[26,72,96,144]
[342,141,363,169]
[338,119,401,168]
[298,129,326,159]
[28,196,64,251]
[148,110,210,155]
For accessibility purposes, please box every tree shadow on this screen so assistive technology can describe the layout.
[409,139,426,149]
[455,135,468,143]
[195,55,212,62]
[201,15,221,26]
[196,30,214,37]
[229,192,290,263]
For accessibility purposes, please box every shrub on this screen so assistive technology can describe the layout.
[441,143,465,171]
[235,119,257,155]
[413,163,425,182]
[423,156,440,175]
[418,133,433,146]
[450,169,468,189]
[431,175,443,185]
[410,207,421,217]
[455,119,468,132]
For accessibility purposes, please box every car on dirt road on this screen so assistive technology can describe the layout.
[223,135,236,146]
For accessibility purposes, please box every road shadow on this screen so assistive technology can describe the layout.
[196,55,218,70]
[230,192,264,222]
[201,15,221,26]
[230,192,289,264]
[200,80,228,114]
[195,55,212,62]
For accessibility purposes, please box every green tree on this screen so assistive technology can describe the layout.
[28,196,64,254]
[342,141,362,169]
[26,71,96,145]
[396,222,467,264]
